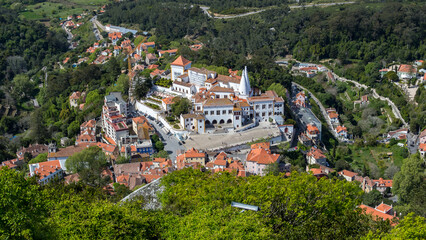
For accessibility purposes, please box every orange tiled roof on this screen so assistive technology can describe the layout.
[307,147,326,160]
[375,203,393,213]
[184,148,206,158]
[162,97,175,105]
[171,56,191,67]
[328,112,339,119]
[359,204,396,222]
[213,159,227,166]
[246,148,280,165]
[339,169,358,178]
[251,142,270,150]
[307,124,319,133]
[336,125,347,133]
[419,143,426,151]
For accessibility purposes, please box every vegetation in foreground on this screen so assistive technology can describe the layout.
[1,167,425,239]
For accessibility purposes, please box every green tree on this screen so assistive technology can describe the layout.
[132,78,152,100]
[362,190,383,207]
[0,168,51,239]
[30,108,47,143]
[155,141,164,151]
[152,150,170,159]
[392,153,425,204]
[65,146,110,187]
[263,161,280,176]
[11,74,35,103]
[28,153,48,164]
[67,120,80,138]
[171,97,191,117]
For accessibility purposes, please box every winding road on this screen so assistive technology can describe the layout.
[292,82,341,141]
[331,73,408,126]
[200,2,355,19]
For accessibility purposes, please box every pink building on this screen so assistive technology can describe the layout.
[245,142,280,176]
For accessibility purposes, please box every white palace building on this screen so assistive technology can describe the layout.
[170,56,285,134]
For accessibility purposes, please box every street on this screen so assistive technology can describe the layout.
[90,16,103,41]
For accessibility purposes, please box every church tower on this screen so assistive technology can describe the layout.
[239,66,251,98]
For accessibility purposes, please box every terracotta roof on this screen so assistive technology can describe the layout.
[375,203,393,213]
[419,129,426,139]
[48,145,95,159]
[133,116,149,125]
[147,64,159,70]
[296,92,305,98]
[70,91,81,100]
[81,119,96,128]
[336,125,347,133]
[307,147,326,160]
[143,42,155,46]
[208,85,234,93]
[328,112,339,119]
[306,124,319,133]
[171,56,191,67]
[398,64,416,73]
[419,143,426,151]
[373,178,393,188]
[251,142,270,150]
[246,148,280,165]
[309,168,325,175]
[162,97,175,105]
[203,98,233,107]
[159,49,178,55]
[184,148,206,158]
[205,78,217,84]
[359,204,396,222]
[173,80,193,88]
[216,74,240,84]
[213,159,227,166]
[339,169,358,178]
[96,142,116,153]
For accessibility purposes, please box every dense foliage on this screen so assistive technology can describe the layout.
[0,8,68,82]
[4,167,424,239]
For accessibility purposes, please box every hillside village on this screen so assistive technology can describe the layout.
[1,1,425,233]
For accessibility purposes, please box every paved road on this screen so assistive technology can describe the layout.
[61,21,74,49]
[133,108,184,163]
[200,2,355,19]
[407,133,419,154]
[292,82,340,141]
[90,16,104,41]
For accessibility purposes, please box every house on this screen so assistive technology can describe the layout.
[1,159,22,169]
[132,116,154,140]
[76,120,97,146]
[29,160,66,185]
[108,32,122,45]
[176,148,207,169]
[397,64,416,80]
[69,91,85,108]
[359,203,397,222]
[246,142,280,176]
[326,72,335,82]
[354,95,369,107]
[116,174,146,190]
[47,143,95,161]
[336,125,348,138]
[306,124,320,140]
[162,97,175,112]
[16,144,48,160]
[171,56,192,81]
[338,169,358,182]
[150,69,165,79]
[145,53,158,65]
[373,178,393,194]
[189,44,203,51]
[387,128,408,140]
[298,133,313,146]
[180,113,205,134]
[414,60,424,66]
[306,147,328,166]
[158,49,178,57]
[419,129,426,144]
[294,92,306,108]
[419,143,426,158]
[327,110,339,124]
